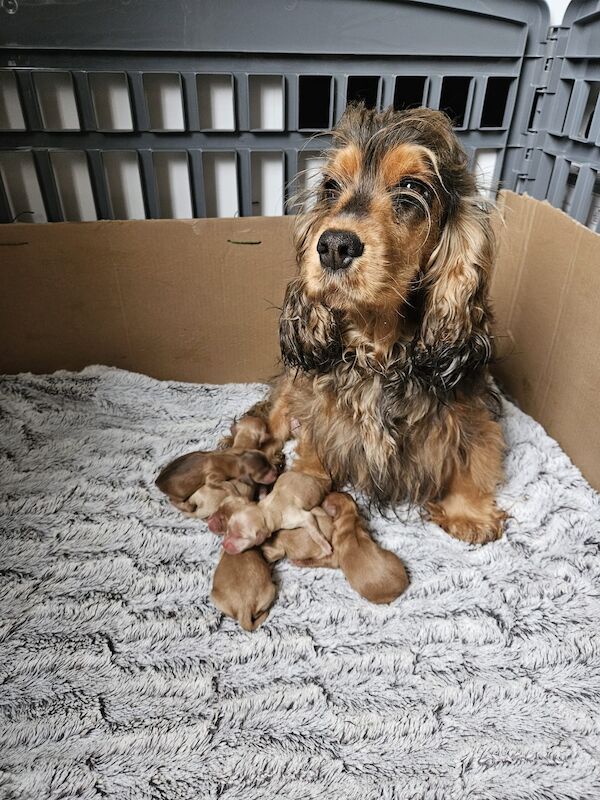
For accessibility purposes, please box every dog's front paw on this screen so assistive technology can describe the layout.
[428,501,506,544]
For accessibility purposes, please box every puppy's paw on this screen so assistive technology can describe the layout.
[319,539,333,557]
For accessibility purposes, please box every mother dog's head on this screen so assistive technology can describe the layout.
[280,105,495,390]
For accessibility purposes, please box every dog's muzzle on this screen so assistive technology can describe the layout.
[317,229,364,272]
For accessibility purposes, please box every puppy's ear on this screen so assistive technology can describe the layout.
[207,512,225,534]
[279,277,344,373]
[412,196,495,393]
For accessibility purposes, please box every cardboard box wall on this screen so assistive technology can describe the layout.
[1,191,598,490]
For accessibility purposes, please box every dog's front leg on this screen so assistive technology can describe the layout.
[427,414,506,544]
[266,377,294,455]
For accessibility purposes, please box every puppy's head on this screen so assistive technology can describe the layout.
[240,451,278,486]
[231,415,269,449]
[207,496,251,534]
[322,491,358,519]
[223,506,270,554]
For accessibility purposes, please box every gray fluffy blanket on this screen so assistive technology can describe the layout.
[1,365,600,800]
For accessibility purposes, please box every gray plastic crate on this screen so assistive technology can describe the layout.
[0,0,596,231]
[506,1,600,230]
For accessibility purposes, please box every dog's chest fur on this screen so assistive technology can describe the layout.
[290,358,446,505]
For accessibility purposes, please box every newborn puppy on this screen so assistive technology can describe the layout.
[222,414,284,468]
[211,548,276,631]
[206,495,252,534]
[155,450,277,512]
[221,472,332,556]
[229,415,270,450]
[261,507,336,565]
[316,492,409,604]
[184,479,253,519]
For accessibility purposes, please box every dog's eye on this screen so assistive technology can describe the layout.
[394,178,433,208]
[322,178,340,202]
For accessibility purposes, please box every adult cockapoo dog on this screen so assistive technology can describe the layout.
[249,105,505,544]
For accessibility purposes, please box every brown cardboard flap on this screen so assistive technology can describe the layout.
[0,216,295,383]
[493,191,600,491]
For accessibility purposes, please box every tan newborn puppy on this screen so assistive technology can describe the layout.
[261,507,336,564]
[211,548,276,631]
[218,472,333,556]
[222,414,284,468]
[155,449,277,513]
[206,494,252,534]
[313,492,409,604]
[184,479,253,519]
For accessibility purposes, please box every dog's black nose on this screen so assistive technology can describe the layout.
[317,229,364,271]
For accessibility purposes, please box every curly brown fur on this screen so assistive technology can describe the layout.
[279,277,344,373]
[283,105,496,395]
[270,105,505,540]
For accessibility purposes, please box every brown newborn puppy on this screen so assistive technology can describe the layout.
[219,472,332,556]
[229,415,270,450]
[221,414,284,468]
[315,492,409,604]
[155,450,277,513]
[211,548,276,631]
[261,507,336,565]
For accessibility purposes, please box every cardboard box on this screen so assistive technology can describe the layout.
[1,191,598,489]
[492,192,600,492]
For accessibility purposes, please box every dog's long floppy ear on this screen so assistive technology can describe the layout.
[279,277,344,373]
[412,196,495,393]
